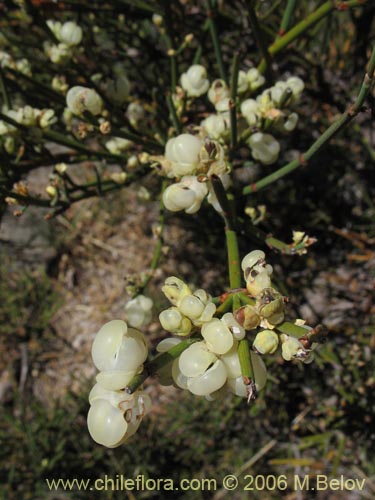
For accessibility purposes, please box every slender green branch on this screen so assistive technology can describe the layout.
[229,52,240,149]
[166,94,182,134]
[0,69,10,110]
[226,229,242,290]
[205,0,227,82]
[277,0,298,38]
[125,337,199,393]
[257,0,368,74]
[243,42,375,194]
[246,0,273,81]
[161,0,178,90]
[210,176,242,290]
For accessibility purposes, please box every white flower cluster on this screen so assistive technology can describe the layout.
[125,294,153,328]
[66,86,103,116]
[157,133,230,214]
[0,50,32,76]
[87,319,150,447]
[0,105,56,153]
[44,20,82,64]
[159,277,216,335]
[176,63,304,164]
[237,250,314,363]
[157,276,267,399]
[241,76,304,164]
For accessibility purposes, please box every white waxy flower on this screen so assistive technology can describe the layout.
[125,295,153,328]
[165,134,202,177]
[87,389,151,447]
[156,337,182,353]
[105,137,132,155]
[221,340,242,378]
[59,21,83,46]
[179,342,217,378]
[88,399,129,447]
[66,86,103,116]
[246,269,272,296]
[283,112,298,132]
[180,64,209,97]
[106,74,130,104]
[46,20,62,39]
[172,358,188,389]
[249,132,280,165]
[241,249,266,273]
[253,329,279,354]
[237,70,249,94]
[38,109,56,128]
[201,114,228,141]
[178,289,215,325]
[215,97,230,113]
[286,76,304,101]
[159,307,192,336]
[241,99,259,126]
[162,176,208,214]
[126,102,144,125]
[208,79,230,106]
[187,359,227,396]
[280,334,309,361]
[45,42,70,64]
[201,318,234,355]
[247,68,265,91]
[161,277,192,306]
[91,320,148,373]
[96,369,137,391]
[221,312,245,340]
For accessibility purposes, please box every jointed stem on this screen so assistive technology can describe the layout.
[258,0,368,74]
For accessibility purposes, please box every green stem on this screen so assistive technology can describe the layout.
[243,42,375,194]
[257,0,368,74]
[277,0,298,37]
[166,94,182,134]
[229,52,240,149]
[125,337,199,393]
[0,69,10,110]
[161,0,178,90]
[246,0,273,81]
[226,229,242,290]
[206,0,227,82]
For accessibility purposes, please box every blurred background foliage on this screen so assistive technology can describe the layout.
[0,0,375,499]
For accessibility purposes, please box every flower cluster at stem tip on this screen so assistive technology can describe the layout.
[150,63,304,215]
[88,250,317,448]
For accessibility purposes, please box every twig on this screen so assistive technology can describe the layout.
[243,42,375,194]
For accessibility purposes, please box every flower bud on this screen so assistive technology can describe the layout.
[248,132,280,165]
[125,295,153,328]
[255,287,285,325]
[59,21,83,46]
[208,79,230,106]
[162,176,208,214]
[201,114,228,141]
[201,318,233,355]
[66,86,103,116]
[165,134,202,177]
[161,276,192,306]
[246,68,265,92]
[234,305,260,330]
[180,64,209,98]
[253,329,279,354]
[246,269,272,297]
[241,99,259,126]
